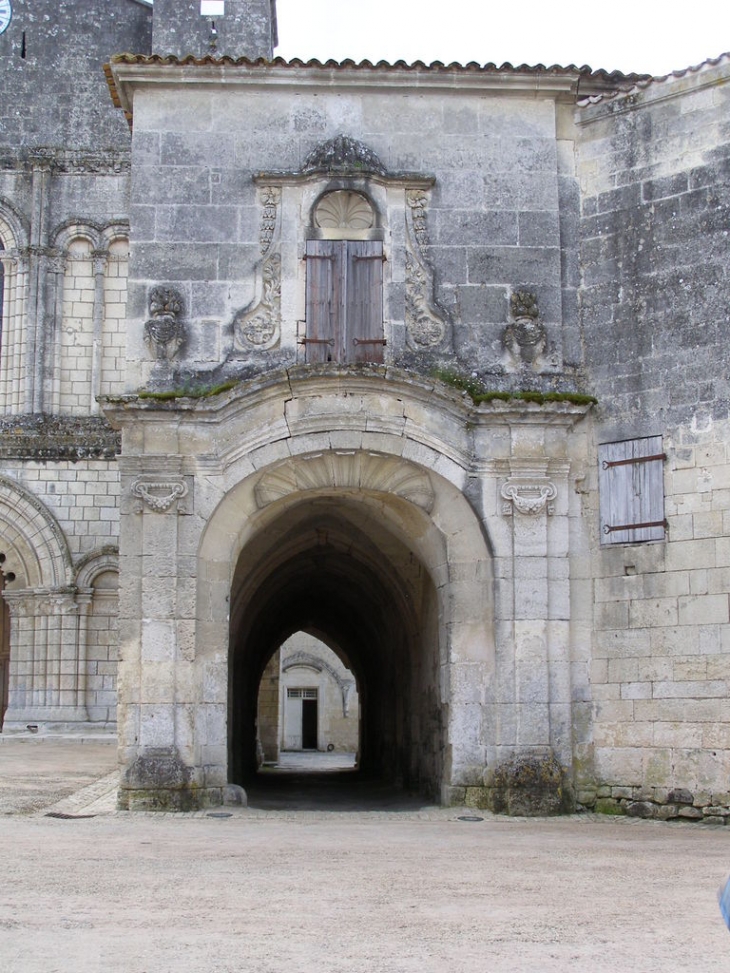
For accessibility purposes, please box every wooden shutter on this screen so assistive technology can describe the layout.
[304,240,342,363]
[599,436,665,544]
[347,240,384,364]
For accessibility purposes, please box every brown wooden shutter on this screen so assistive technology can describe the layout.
[347,240,384,364]
[304,240,340,363]
[599,435,666,544]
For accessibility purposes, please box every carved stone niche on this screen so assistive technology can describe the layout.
[502,291,548,373]
[144,287,186,361]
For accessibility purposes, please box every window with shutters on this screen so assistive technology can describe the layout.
[599,435,666,545]
[303,190,385,364]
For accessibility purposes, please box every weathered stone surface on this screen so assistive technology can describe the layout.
[119,747,196,811]
[668,788,695,806]
[677,806,704,820]
[0,415,120,461]
[487,753,572,816]
[625,801,657,819]
[1,0,730,818]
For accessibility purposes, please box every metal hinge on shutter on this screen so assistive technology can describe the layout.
[601,453,666,470]
[603,518,668,535]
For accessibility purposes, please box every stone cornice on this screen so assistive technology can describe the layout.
[0,147,131,175]
[102,365,592,425]
[0,415,121,462]
[107,59,591,121]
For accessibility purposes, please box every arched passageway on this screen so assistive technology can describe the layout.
[228,496,443,798]
[257,632,360,761]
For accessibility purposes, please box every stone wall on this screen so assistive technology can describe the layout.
[0,460,119,557]
[577,61,730,818]
[0,0,151,149]
[277,633,359,754]
[118,63,581,395]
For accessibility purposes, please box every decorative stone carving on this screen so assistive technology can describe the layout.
[405,190,450,351]
[0,414,119,461]
[144,288,186,361]
[259,185,279,255]
[234,187,281,351]
[233,253,281,350]
[501,477,557,516]
[302,135,387,177]
[314,190,374,231]
[26,147,130,175]
[406,190,429,248]
[503,290,548,372]
[131,478,188,513]
[254,451,435,513]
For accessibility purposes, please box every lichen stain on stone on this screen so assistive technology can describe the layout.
[487,753,574,816]
[121,748,196,811]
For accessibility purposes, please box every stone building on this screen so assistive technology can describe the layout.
[257,632,359,762]
[1,0,729,816]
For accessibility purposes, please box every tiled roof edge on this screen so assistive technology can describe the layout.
[577,50,730,107]
[107,51,653,85]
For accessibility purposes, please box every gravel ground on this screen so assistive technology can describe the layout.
[1,738,729,972]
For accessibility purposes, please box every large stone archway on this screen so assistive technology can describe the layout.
[107,367,587,810]
[228,497,437,792]
[199,447,496,806]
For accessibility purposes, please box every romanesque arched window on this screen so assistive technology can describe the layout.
[101,236,129,398]
[304,190,385,364]
[0,211,25,414]
[59,235,96,414]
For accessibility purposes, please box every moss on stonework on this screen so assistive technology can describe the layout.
[464,786,490,809]
[138,380,239,401]
[594,797,625,815]
[430,368,597,407]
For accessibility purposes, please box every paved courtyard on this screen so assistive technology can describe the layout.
[1,738,729,972]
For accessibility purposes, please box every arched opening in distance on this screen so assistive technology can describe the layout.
[256,631,360,764]
[228,495,443,802]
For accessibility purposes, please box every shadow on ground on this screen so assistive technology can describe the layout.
[245,751,433,812]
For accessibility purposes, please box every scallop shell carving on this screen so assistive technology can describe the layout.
[314,191,375,230]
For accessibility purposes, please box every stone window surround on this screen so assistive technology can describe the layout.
[252,169,441,362]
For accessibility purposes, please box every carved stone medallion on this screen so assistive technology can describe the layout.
[144,288,186,361]
[503,290,548,372]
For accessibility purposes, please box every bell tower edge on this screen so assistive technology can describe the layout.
[152,0,277,59]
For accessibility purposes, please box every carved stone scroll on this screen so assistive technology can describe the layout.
[404,190,450,351]
[234,186,281,351]
[501,478,557,516]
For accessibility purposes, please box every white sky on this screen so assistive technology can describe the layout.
[274,0,730,77]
